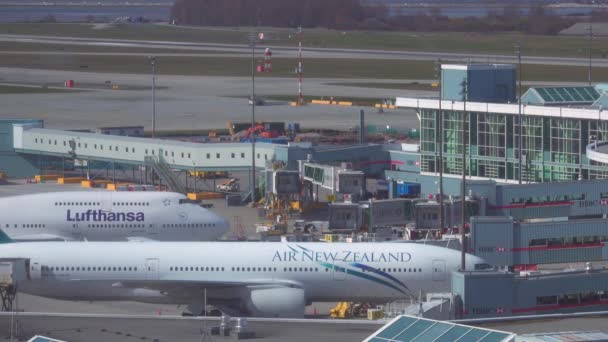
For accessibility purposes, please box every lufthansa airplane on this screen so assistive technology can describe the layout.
[0,234,487,317]
[0,192,229,241]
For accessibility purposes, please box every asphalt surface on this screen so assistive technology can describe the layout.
[2,34,608,67]
[0,67,422,131]
[0,312,383,342]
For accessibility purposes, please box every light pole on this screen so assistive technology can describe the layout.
[435,59,445,232]
[248,33,257,203]
[460,77,468,271]
[515,44,522,184]
[148,56,157,138]
[588,23,593,86]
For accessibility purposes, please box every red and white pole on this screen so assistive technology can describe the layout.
[297,26,303,105]
[264,48,272,72]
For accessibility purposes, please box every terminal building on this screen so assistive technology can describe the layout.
[395,64,608,188]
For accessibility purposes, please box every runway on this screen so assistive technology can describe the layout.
[2,34,608,67]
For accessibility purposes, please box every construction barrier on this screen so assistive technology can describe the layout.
[337,101,353,106]
[35,174,60,182]
[106,182,130,191]
[374,104,396,109]
[311,100,331,105]
[57,177,87,184]
[187,192,225,201]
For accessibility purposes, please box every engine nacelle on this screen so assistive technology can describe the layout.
[244,286,305,318]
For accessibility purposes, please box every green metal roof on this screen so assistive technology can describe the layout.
[364,316,515,342]
[522,86,601,105]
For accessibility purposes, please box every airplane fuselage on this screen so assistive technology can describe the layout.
[0,241,485,316]
[0,191,229,241]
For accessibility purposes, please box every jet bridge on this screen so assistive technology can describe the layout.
[0,259,28,312]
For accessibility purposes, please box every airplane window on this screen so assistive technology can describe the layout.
[190,267,194,271]
[247,267,251,271]
[206,267,209,271]
[236,267,239,271]
[87,267,91,271]
[180,267,184,271]
[170,267,173,271]
[288,267,292,272]
[76,267,80,271]
[134,267,137,271]
[71,267,74,271]
[221,267,225,271]
[251,268,255,272]
[413,268,416,272]
[315,268,318,272]
[231,267,235,271]
[195,267,199,271]
[326,269,329,272]
[263,267,266,272]
[283,267,287,272]
[299,268,303,272]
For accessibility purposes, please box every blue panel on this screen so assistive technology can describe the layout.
[393,320,435,340]
[377,316,418,339]
[433,325,473,342]
[410,323,454,341]
[460,328,492,341]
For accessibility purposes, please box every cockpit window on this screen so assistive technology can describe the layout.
[179,199,198,205]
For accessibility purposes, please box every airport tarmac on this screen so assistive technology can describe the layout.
[0,312,383,342]
[0,67,422,132]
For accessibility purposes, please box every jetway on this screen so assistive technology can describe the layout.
[0,259,28,312]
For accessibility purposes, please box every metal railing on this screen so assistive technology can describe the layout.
[144,155,186,194]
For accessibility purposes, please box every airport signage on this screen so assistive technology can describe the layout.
[272,248,412,263]
[66,209,144,222]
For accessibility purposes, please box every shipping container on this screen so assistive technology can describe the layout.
[394,182,421,198]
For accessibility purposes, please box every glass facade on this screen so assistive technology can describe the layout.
[419,109,608,183]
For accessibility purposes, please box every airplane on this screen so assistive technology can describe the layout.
[0,233,488,318]
[0,191,229,241]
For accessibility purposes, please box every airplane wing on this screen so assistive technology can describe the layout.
[116,278,301,292]
[13,234,75,242]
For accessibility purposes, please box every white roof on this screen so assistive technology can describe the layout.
[396,97,606,120]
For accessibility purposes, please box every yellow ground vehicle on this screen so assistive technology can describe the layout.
[330,302,351,319]
[188,171,228,179]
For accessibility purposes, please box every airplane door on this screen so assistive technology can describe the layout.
[332,264,346,281]
[146,258,159,280]
[30,261,41,280]
[432,260,446,281]
[100,191,112,212]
